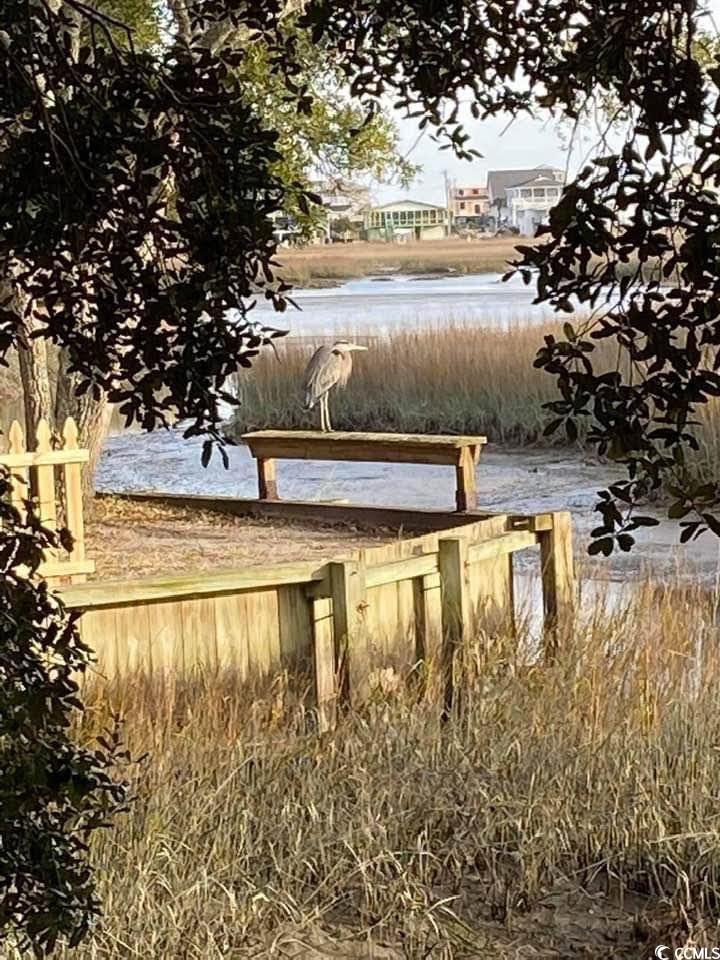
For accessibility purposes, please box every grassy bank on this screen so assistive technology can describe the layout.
[61,578,720,957]
[275,238,522,286]
[229,320,607,445]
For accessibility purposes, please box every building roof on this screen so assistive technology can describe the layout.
[370,199,446,211]
[487,166,562,202]
[506,176,563,192]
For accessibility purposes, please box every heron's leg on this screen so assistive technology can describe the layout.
[320,395,327,432]
[326,395,333,432]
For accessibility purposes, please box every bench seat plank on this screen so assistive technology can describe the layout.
[243,430,487,467]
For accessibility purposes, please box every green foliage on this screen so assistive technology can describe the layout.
[237,21,417,234]
[91,0,417,235]
[92,0,162,49]
[0,474,129,955]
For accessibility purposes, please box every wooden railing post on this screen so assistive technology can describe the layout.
[538,511,575,660]
[419,571,443,699]
[455,447,477,512]
[328,559,368,704]
[312,595,337,732]
[438,537,469,711]
[257,457,278,500]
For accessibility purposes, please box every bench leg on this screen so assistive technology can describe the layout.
[455,448,477,512]
[257,457,278,500]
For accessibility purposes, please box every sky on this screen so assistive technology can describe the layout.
[374,109,574,205]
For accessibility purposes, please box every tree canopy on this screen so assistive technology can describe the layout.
[5,0,720,950]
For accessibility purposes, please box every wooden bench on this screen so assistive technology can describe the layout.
[242,430,488,512]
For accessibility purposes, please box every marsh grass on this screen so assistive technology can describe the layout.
[230,320,611,444]
[276,238,522,286]
[230,320,720,493]
[57,579,720,958]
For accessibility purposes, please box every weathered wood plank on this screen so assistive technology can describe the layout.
[145,599,178,674]
[395,576,417,671]
[80,606,119,677]
[438,537,469,709]
[365,552,438,588]
[36,558,96,579]
[466,531,538,564]
[57,561,328,609]
[365,581,395,663]
[363,538,428,674]
[213,593,250,678]
[114,603,151,674]
[312,596,336,732]
[181,596,218,671]
[257,457,278,500]
[246,589,281,676]
[62,418,87,578]
[0,449,89,468]
[329,559,368,702]
[466,515,514,639]
[509,513,554,532]
[419,571,443,698]
[95,490,492,532]
[455,446,478,512]
[34,419,57,534]
[278,584,313,670]
[243,430,487,467]
[244,429,487,449]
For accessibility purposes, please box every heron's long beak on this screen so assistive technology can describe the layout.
[349,344,369,351]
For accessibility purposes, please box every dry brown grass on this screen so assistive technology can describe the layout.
[88,497,410,580]
[53,577,720,958]
[276,238,522,286]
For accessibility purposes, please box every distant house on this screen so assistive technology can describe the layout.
[667,162,720,224]
[269,210,301,246]
[487,165,564,233]
[364,200,450,241]
[311,179,372,240]
[450,185,490,228]
[269,179,371,245]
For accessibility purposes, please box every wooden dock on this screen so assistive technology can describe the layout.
[59,498,574,727]
[2,424,575,724]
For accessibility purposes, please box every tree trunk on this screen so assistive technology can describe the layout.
[55,348,112,506]
[16,308,53,445]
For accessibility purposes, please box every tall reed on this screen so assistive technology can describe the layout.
[57,578,720,958]
[230,321,610,444]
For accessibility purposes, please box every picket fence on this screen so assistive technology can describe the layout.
[0,417,94,582]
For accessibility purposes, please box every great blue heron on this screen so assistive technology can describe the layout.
[303,340,368,431]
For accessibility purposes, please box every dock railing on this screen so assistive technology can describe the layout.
[57,509,574,730]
